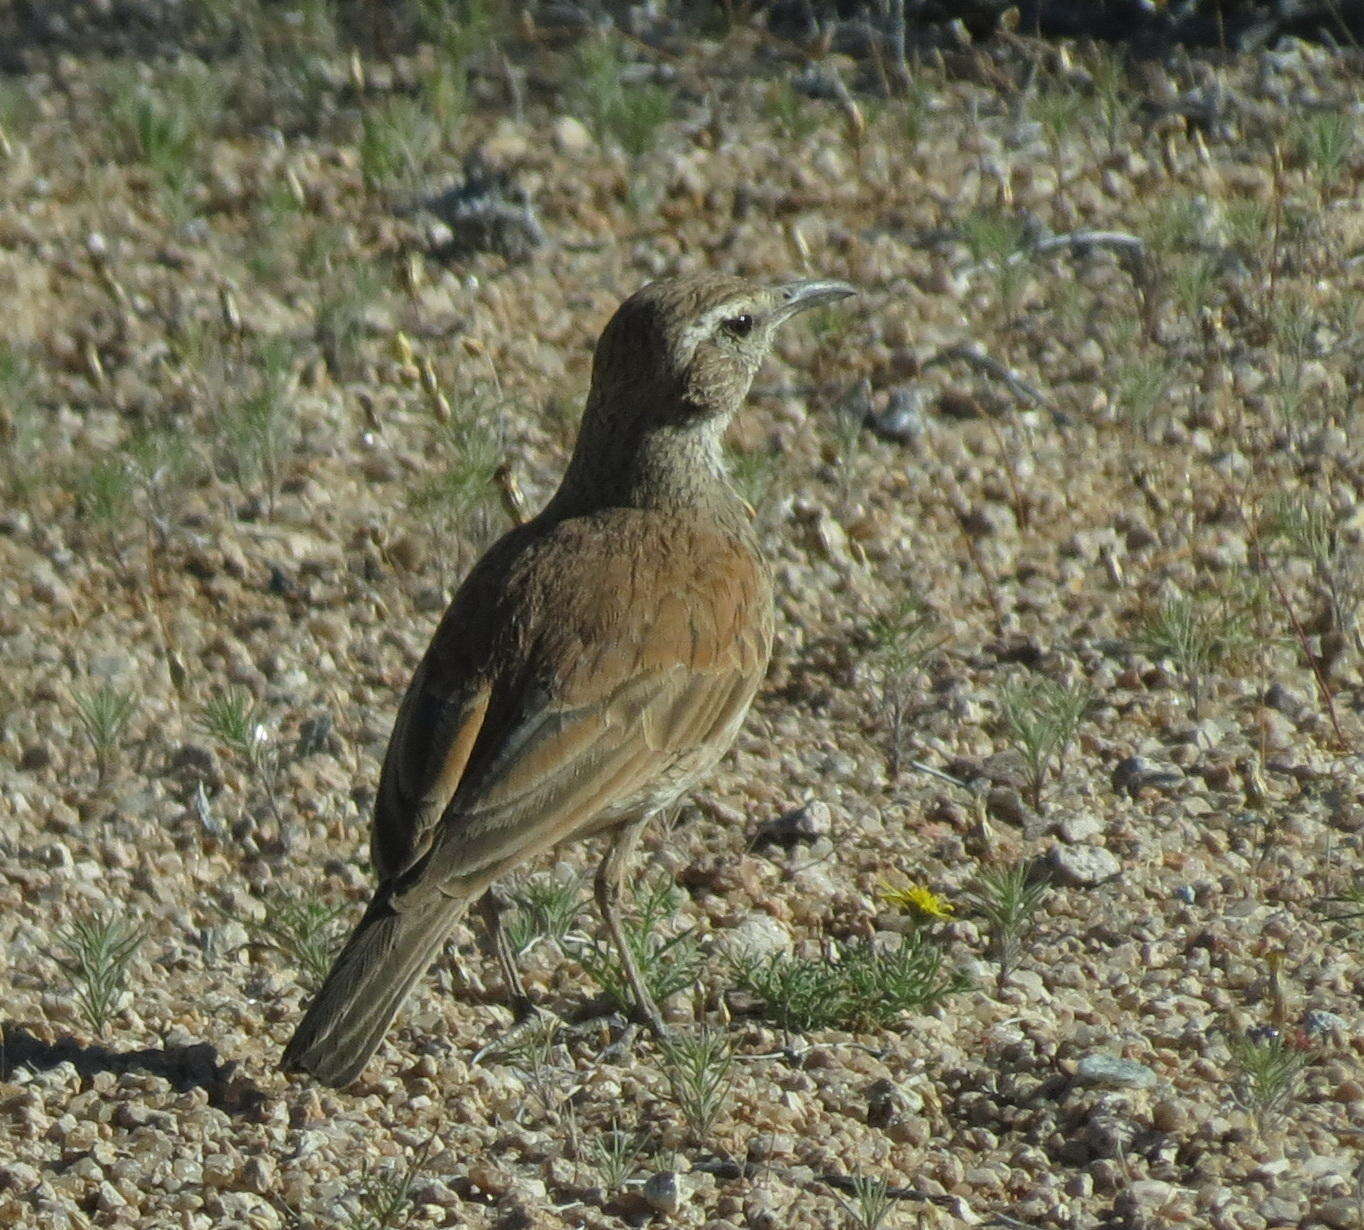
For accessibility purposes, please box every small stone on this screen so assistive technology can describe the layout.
[1049,843,1120,887]
[1074,1054,1158,1090]
[1151,1098,1187,1132]
[1304,1010,1348,1040]
[1124,1179,1177,1210]
[1111,755,1182,796]
[867,385,930,444]
[551,116,593,157]
[959,501,1014,538]
[1318,1197,1363,1229]
[1057,812,1103,843]
[642,1171,686,1215]
[755,800,831,848]
[725,913,793,961]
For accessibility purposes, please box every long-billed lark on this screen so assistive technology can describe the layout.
[282,273,854,1087]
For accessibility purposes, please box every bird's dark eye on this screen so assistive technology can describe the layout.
[722,314,754,338]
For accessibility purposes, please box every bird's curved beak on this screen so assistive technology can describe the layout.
[771,278,857,324]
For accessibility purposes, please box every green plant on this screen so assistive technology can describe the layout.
[217,337,297,515]
[1294,111,1353,197]
[198,686,263,757]
[343,1138,434,1230]
[1032,81,1082,183]
[1227,1029,1310,1127]
[1324,875,1364,942]
[899,78,930,148]
[1267,302,1316,429]
[248,890,347,989]
[838,1175,896,1230]
[1170,252,1220,329]
[0,342,44,495]
[1111,356,1172,431]
[407,406,503,585]
[569,873,701,1013]
[1265,492,1358,651]
[71,453,136,534]
[570,36,674,161]
[960,207,1030,315]
[1088,47,1134,154]
[240,0,341,130]
[244,176,306,286]
[72,683,137,786]
[125,424,195,529]
[501,1011,573,1116]
[766,80,822,143]
[315,264,381,378]
[997,676,1090,810]
[52,911,142,1036]
[0,76,36,146]
[659,1029,734,1140]
[586,1122,649,1192]
[1222,197,1272,264]
[961,207,1028,268]
[197,685,284,829]
[1136,589,1258,706]
[731,931,967,1032]
[867,593,938,779]
[724,443,783,515]
[964,860,1049,988]
[104,60,222,210]
[1142,192,1206,255]
[414,0,507,63]
[504,871,585,957]
[359,96,438,193]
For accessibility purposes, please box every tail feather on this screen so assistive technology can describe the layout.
[281,889,470,1087]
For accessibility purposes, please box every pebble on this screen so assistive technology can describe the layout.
[642,1170,686,1215]
[725,912,794,960]
[1056,811,1103,843]
[1049,843,1121,886]
[1304,1010,1348,1039]
[1074,1054,1159,1090]
[754,800,831,848]
[867,385,930,444]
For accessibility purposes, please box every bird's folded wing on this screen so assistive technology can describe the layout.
[388,623,767,910]
[370,658,493,882]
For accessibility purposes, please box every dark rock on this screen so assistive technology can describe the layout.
[754,800,831,849]
[417,156,546,262]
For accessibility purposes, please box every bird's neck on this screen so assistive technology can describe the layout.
[550,400,742,520]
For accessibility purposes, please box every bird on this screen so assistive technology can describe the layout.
[281,272,855,1087]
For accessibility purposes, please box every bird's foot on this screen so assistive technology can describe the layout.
[470,999,562,1066]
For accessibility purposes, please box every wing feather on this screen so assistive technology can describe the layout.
[371,511,773,910]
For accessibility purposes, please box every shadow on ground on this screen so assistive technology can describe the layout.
[0,1022,266,1115]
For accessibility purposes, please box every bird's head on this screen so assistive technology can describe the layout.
[587,273,856,427]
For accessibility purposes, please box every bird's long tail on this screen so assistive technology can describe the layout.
[281,886,470,1087]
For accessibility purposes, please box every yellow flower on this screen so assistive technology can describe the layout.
[878,881,954,920]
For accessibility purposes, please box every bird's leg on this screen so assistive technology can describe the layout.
[596,815,669,1039]
[471,887,562,1066]
[478,887,533,1019]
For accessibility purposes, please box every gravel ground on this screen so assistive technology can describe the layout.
[1,8,1363,1229]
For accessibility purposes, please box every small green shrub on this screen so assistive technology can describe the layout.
[72,683,137,786]
[659,1029,733,1141]
[731,931,967,1032]
[247,890,348,989]
[964,860,1050,987]
[52,911,142,1036]
[997,676,1091,809]
[569,874,702,1012]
